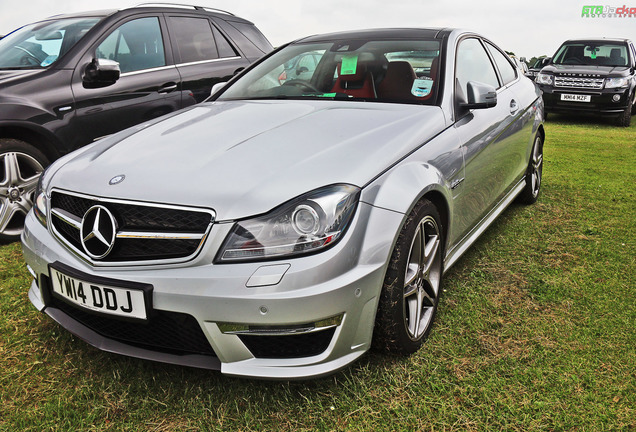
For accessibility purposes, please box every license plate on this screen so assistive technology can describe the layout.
[560,94,591,102]
[49,265,151,320]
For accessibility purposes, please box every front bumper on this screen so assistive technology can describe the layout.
[540,86,631,115]
[21,202,403,379]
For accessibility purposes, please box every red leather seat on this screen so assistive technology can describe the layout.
[429,56,439,81]
[331,62,376,98]
[377,61,417,100]
[377,58,439,101]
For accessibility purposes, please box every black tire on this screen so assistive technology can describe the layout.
[615,107,631,127]
[0,138,49,242]
[373,199,444,355]
[517,134,544,205]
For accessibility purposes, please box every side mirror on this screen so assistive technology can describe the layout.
[460,81,497,109]
[211,82,227,97]
[296,66,309,76]
[83,58,120,87]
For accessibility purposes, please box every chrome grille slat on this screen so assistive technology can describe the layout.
[555,76,604,89]
[49,190,215,266]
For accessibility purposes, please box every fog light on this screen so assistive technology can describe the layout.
[612,94,621,102]
[217,314,344,335]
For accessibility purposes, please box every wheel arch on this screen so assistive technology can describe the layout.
[0,123,63,163]
[536,123,545,142]
[361,161,453,256]
[420,189,449,246]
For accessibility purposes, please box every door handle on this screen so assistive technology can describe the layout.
[510,99,519,114]
[158,83,178,94]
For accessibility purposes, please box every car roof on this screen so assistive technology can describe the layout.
[42,10,117,21]
[39,4,254,24]
[294,28,451,44]
[561,37,632,44]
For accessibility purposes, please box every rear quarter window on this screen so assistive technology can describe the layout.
[485,42,517,85]
[214,19,271,58]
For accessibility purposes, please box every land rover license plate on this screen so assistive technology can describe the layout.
[561,94,591,102]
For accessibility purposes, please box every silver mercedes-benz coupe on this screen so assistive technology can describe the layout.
[21,28,544,379]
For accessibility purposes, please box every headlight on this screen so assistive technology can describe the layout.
[33,175,48,227]
[535,73,553,85]
[217,184,360,262]
[605,77,629,89]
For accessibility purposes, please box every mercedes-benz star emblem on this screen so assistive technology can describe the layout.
[109,175,125,185]
[80,205,118,259]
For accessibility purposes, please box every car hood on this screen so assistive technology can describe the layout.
[50,100,446,220]
[542,64,631,76]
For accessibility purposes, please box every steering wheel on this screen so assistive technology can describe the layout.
[14,46,41,66]
[563,58,582,65]
[281,79,321,93]
[20,55,40,66]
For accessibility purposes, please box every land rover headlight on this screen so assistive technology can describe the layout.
[605,77,629,89]
[217,184,360,262]
[535,73,553,86]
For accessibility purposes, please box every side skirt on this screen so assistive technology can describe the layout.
[443,178,525,272]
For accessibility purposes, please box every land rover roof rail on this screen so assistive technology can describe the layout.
[133,3,235,15]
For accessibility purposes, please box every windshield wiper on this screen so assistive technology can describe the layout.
[220,93,356,102]
[0,66,39,70]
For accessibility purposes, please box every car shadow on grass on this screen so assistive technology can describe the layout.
[546,112,632,127]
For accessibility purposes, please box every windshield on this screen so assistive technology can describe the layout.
[531,57,547,69]
[0,17,100,69]
[552,42,629,67]
[219,39,442,104]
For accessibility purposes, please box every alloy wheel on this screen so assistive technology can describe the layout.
[0,151,45,237]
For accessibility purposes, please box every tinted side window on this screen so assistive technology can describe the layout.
[456,38,500,98]
[485,42,517,85]
[214,19,266,58]
[212,25,238,58]
[170,17,218,63]
[228,21,272,54]
[96,17,165,73]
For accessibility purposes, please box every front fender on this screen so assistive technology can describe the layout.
[0,97,62,122]
[361,161,451,216]
[359,126,464,253]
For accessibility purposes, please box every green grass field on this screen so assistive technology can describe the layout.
[1,115,634,431]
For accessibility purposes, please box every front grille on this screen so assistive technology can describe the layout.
[50,294,217,357]
[50,190,214,264]
[555,76,604,89]
[238,328,336,359]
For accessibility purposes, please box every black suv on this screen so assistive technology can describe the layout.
[525,56,550,81]
[0,4,272,240]
[536,38,636,127]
